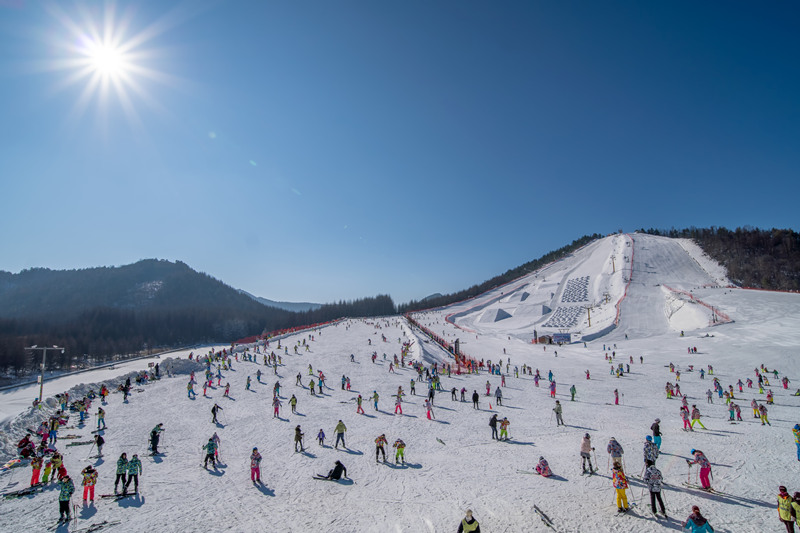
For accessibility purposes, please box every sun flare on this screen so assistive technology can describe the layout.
[86,42,127,77]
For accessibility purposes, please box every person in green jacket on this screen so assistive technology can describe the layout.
[124,454,142,495]
[203,438,217,469]
[57,475,75,522]
[334,420,347,449]
[114,453,128,493]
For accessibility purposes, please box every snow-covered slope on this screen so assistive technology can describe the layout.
[0,236,798,533]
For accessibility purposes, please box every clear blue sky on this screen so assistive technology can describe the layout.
[1,1,798,304]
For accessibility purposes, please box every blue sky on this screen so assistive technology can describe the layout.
[1,1,798,304]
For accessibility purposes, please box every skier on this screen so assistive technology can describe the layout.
[535,456,552,477]
[489,414,499,440]
[114,453,128,494]
[682,505,714,532]
[614,389,619,405]
[150,423,164,455]
[570,384,576,401]
[246,376,251,391]
[124,454,142,494]
[758,403,771,426]
[317,429,325,446]
[424,398,434,420]
[321,460,347,481]
[250,447,262,483]
[494,386,503,406]
[57,474,75,523]
[549,381,556,398]
[472,390,480,409]
[375,434,388,463]
[295,426,305,452]
[651,418,662,449]
[681,407,693,432]
[372,391,379,411]
[394,393,403,415]
[778,485,793,532]
[499,417,510,441]
[581,434,595,474]
[643,463,667,517]
[553,400,564,426]
[290,394,298,414]
[334,420,347,449]
[203,438,217,469]
[687,449,712,490]
[272,396,282,418]
[96,407,106,430]
[30,455,43,487]
[607,437,624,468]
[691,405,706,429]
[643,436,659,465]
[224,383,230,397]
[211,404,223,424]
[457,510,480,533]
[393,438,406,465]
[612,465,630,513]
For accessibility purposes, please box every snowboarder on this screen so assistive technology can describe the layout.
[553,400,564,426]
[250,447,262,483]
[643,463,667,517]
[375,434,388,463]
[124,454,141,494]
[581,433,595,474]
[334,420,347,449]
[295,426,305,452]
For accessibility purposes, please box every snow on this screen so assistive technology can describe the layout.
[0,235,798,533]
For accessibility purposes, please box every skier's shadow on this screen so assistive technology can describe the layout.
[79,504,98,519]
[206,468,225,477]
[384,462,422,470]
[255,483,275,497]
[360,413,376,419]
[215,422,225,429]
[298,451,317,458]
[93,458,105,467]
[338,448,364,456]
[149,455,164,464]
[274,416,289,422]
[503,440,535,446]
[565,425,596,431]
[225,397,237,402]
[118,494,145,508]
[293,412,307,417]
[545,474,568,482]
[432,419,450,425]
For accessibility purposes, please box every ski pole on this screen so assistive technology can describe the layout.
[85,443,96,460]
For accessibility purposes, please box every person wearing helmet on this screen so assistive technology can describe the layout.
[607,437,624,468]
[250,447,262,483]
[644,435,659,465]
[651,419,662,449]
[687,449,712,490]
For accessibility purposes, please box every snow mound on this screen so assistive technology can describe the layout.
[478,308,513,323]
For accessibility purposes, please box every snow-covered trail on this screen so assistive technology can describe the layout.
[1,309,798,533]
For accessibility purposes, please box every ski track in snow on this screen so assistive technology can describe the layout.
[0,235,798,533]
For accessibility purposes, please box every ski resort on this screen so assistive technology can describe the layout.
[1,234,798,532]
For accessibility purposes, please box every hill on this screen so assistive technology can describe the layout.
[238,290,321,313]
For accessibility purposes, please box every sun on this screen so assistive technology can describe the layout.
[86,42,127,77]
[39,1,185,124]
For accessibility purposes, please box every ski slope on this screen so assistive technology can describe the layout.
[0,235,798,533]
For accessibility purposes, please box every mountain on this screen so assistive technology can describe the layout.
[238,290,321,312]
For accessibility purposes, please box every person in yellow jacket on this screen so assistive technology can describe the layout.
[499,418,510,441]
[777,486,793,529]
[612,465,630,513]
[457,509,480,533]
[393,439,406,465]
[792,491,800,530]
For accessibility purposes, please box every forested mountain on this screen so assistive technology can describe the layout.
[0,260,392,372]
[638,227,800,290]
